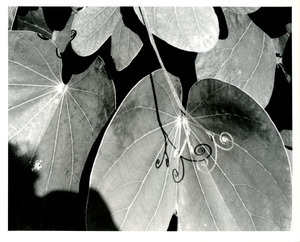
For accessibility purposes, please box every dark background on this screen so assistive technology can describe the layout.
[9,6,292,230]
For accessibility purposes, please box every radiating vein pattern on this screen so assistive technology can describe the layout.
[9,32,114,200]
[88,70,180,230]
[178,78,292,231]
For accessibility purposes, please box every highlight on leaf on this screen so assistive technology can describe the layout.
[8,31,115,197]
[86,68,291,231]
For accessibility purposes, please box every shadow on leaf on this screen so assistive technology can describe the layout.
[8,141,118,230]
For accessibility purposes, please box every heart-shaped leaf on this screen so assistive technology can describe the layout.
[134,7,219,53]
[195,9,276,107]
[111,17,143,71]
[87,69,291,231]
[71,7,121,56]
[224,7,260,14]
[8,31,115,197]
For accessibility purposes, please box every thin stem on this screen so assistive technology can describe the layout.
[139,7,185,112]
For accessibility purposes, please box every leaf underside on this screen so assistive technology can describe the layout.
[8,31,115,198]
[87,69,291,231]
[195,9,276,108]
[71,7,121,56]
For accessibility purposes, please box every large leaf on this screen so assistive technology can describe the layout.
[195,9,276,107]
[134,7,219,52]
[111,17,143,71]
[71,7,121,56]
[8,31,115,197]
[87,69,291,231]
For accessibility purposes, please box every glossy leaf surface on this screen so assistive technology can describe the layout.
[195,9,276,107]
[71,7,121,56]
[8,31,115,196]
[111,17,143,71]
[134,7,219,52]
[87,69,291,231]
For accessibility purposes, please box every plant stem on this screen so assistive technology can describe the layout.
[138,7,185,113]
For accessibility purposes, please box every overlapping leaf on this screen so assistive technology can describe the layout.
[195,9,276,107]
[13,7,74,53]
[71,7,121,56]
[52,13,75,53]
[111,17,143,71]
[134,7,219,52]
[87,69,291,231]
[14,7,52,38]
[8,31,115,197]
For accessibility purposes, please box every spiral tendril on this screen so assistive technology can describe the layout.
[218,132,234,150]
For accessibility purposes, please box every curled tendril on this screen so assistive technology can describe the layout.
[190,143,214,173]
[172,156,185,183]
[70,30,77,41]
[37,32,49,40]
[218,132,234,150]
[155,129,175,169]
[194,144,212,159]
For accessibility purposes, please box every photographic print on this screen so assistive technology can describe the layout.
[8,6,293,232]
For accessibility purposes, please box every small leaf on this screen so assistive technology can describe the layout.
[87,69,291,231]
[224,7,260,14]
[52,12,75,53]
[8,31,115,198]
[134,7,219,52]
[14,7,52,39]
[195,9,276,107]
[280,130,292,149]
[272,33,289,63]
[71,7,121,56]
[111,17,143,71]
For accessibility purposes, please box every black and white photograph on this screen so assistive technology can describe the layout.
[5,2,299,240]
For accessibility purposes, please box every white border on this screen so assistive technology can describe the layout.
[2,1,300,242]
